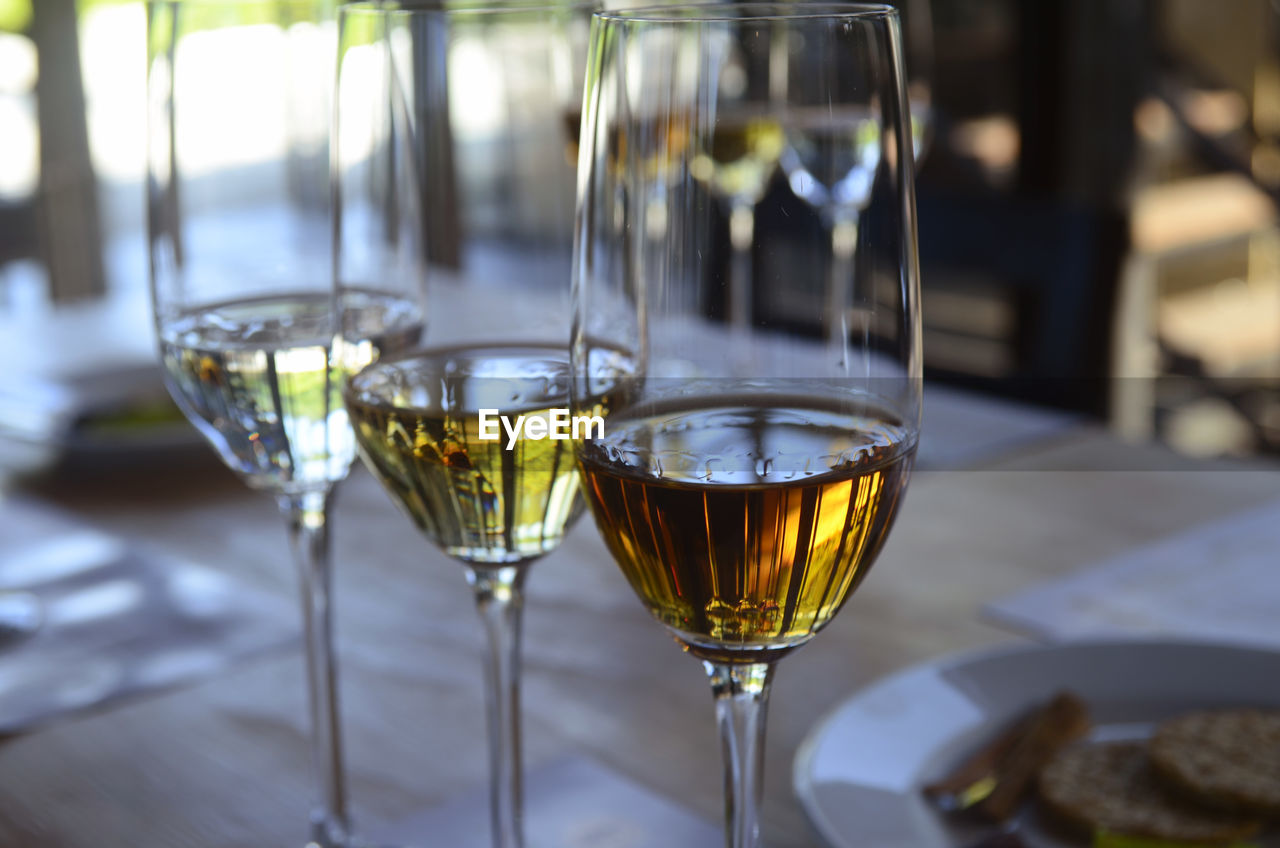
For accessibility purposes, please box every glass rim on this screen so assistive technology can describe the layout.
[341,0,598,17]
[595,1,898,24]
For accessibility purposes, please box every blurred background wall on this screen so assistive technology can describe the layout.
[0,0,1277,462]
[909,0,1280,463]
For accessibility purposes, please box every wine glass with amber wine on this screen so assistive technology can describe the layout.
[571,5,922,846]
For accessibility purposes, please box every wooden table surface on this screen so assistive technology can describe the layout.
[0,399,1276,848]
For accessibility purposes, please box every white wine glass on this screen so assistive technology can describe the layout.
[572,5,922,847]
[688,36,785,334]
[147,3,424,845]
[777,0,929,342]
[334,3,594,847]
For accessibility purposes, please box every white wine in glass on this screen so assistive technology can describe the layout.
[344,346,588,566]
[159,291,421,491]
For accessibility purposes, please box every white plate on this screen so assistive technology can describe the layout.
[794,639,1280,848]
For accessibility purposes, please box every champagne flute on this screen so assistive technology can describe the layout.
[334,4,594,847]
[147,3,424,845]
[572,5,922,847]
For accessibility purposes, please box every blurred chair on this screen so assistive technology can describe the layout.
[908,0,1149,417]
[1110,0,1280,458]
[915,188,1128,415]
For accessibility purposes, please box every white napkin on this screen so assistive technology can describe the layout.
[380,756,719,848]
[986,498,1280,648]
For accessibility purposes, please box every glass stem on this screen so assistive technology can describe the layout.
[280,489,350,848]
[728,200,755,331]
[467,564,529,848]
[705,661,776,848]
[825,211,860,357]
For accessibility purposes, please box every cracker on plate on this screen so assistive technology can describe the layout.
[1149,709,1280,815]
[1037,741,1263,844]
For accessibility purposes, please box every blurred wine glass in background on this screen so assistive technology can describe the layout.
[776,0,930,345]
[147,3,423,844]
[690,35,785,333]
